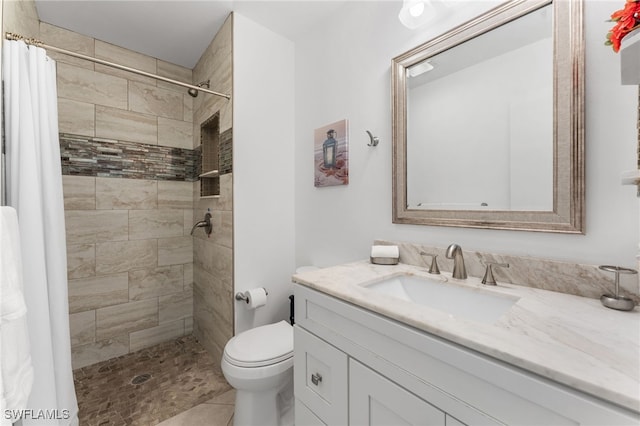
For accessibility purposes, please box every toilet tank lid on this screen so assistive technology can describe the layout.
[296,266,319,273]
[224,320,293,367]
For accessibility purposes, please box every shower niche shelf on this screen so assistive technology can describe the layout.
[200,113,220,197]
[199,170,220,179]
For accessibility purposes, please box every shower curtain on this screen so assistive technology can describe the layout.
[2,40,78,425]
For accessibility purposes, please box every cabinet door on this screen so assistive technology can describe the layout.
[350,359,446,426]
[294,326,348,425]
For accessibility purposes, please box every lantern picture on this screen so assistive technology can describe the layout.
[314,119,349,187]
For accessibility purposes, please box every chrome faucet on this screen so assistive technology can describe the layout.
[445,243,467,279]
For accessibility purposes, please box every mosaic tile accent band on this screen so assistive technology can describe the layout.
[60,134,201,181]
[219,128,233,175]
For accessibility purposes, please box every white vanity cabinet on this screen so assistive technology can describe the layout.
[293,284,639,426]
[295,324,457,426]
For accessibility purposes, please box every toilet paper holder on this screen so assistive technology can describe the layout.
[235,288,268,303]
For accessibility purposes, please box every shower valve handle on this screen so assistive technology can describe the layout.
[190,213,212,236]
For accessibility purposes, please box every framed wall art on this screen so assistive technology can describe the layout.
[314,119,349,187]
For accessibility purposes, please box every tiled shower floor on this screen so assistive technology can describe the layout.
[73,335,234,425]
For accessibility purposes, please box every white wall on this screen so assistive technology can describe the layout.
[294,0,638,269]
[0,0,4,206]
[233,13,296,333]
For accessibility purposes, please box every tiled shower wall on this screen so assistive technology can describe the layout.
[64,177,194,369]
[38,22,197,369]
[192,15,234,365]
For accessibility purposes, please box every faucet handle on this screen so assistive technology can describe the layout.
[482,262,509,286]
[420,252,440,275]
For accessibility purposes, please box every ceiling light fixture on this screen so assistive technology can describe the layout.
[409,2,425,17]
[398,0,436,29]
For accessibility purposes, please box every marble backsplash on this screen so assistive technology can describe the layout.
[376,240,640,304]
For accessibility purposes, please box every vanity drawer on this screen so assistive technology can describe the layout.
[294,325,348,425]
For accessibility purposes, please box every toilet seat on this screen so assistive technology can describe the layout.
[223,320,293,368]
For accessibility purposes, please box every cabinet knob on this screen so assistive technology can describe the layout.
[311,373,323,386]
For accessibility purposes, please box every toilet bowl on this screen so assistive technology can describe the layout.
[221,320,294,426]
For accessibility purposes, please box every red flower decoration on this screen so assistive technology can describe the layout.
[606,0,640,52]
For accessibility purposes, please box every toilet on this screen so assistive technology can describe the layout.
[222,267,318,426]
[222,320,294,426]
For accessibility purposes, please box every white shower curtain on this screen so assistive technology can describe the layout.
[2,40,78,425]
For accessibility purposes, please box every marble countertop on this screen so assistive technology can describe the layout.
[292,261,640,413]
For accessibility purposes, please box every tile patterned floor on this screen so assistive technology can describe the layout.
[155,391,235,426]
[73,335,234,425]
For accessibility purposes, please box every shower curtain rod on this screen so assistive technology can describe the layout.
[4,32,231,100]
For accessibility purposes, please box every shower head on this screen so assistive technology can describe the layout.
[188,80,211,98]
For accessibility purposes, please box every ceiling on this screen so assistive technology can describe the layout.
[34,0,350,69]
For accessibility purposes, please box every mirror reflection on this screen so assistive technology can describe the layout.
[406,5,553,211]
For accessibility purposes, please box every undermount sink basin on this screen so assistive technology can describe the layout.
[361,274,518,324]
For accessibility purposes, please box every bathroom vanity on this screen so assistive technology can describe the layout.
[292,262,640,425]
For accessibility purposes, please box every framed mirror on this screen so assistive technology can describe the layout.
[392,0,584,233]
